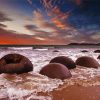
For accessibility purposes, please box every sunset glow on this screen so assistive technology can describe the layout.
[0,0,100,45]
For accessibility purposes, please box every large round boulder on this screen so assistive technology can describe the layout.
[97,55,100,59]
[94,50,100,53]
[53,50,59,52]
[76,56,100,68]
[40,63,72,80]
[81,50,88,53]
[50,56,76,69]
[0,53,33,74]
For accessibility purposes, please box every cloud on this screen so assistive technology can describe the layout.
[0,23,7,28]
[27,0,33,5]
[25,11,55,37]
[0,26,66,45]
[25,25,38,31]
[24,24,54,37]
[32,10,55,29]
[0,27,31,38]
[41,0,71,29]
[24,9,81,44]
[0,27,45,44]
[0,11,12,22]
[26,0,100,44]
[32,10,59,35]
[26,0,79,44]
[28,0,72,29]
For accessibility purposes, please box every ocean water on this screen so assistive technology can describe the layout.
[0,47,100,100]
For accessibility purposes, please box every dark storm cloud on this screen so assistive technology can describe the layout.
[24,25,38,30]
[0,23,7,28]
[24,24,54,37]
[0,27,32,38]
[0,11,12,22]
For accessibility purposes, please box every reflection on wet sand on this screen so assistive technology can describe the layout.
[50,85,100,100]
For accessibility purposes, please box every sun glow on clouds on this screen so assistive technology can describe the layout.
[33,10,56,33]
[27,0,100,44]
[2,21,33,35]
[31,9,75,41]
[28,0,69,30]
[41,0,71,29]
[35,37,46,41]
[27,0,77,41]
[0,0,99,44]
[0,0,83,44]
[0,3,34,36]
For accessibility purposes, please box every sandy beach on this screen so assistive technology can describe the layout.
[0,47,100,100]
[48,85,100,100]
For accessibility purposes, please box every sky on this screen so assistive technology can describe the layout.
[0,0,100,45]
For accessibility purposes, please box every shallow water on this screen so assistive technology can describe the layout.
[0,47,100,100]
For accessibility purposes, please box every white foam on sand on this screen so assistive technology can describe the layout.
[8,47,33,50]
[0,73,63,99]
[64,66,100,87]
[7,87,52,100]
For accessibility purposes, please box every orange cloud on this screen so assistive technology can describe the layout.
[28,0,71,32]
[0,27,40,45]
[26,0,80,44]
[41,0,71,29]
[32,10,57,33]
[0,37,65,45]
[0,27,67,45]
[52,18,66,29]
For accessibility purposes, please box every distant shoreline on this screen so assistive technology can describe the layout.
[0,43,100,47]
[0,44,100,49]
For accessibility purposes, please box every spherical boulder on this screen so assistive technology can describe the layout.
[97,55,100,59]
[40,63,72,80]
[0,53,33,74]
[94,50,100,53]
[76,56,100,68]
[53,50,59,52]
[50,56,76,69]
[81,50,88,53]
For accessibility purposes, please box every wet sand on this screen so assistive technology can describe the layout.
[1,84,100,100]
[37,82,100,100]
[50,85,100,100]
